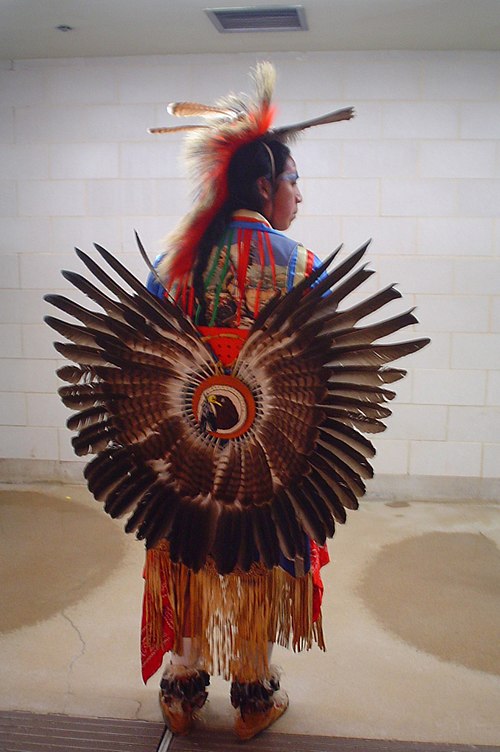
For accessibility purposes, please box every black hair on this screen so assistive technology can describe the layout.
[226,140,290,213]
[192,139,290,323]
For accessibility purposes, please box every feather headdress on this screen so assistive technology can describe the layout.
[149,62,354,283]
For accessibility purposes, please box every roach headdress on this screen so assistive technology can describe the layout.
[149,62,354,283]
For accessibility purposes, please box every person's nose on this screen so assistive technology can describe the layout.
[296,186,302,203]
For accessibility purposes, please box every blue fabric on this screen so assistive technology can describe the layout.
[229,217,302,269]
[146,253,166,299]
[228,219,284,235]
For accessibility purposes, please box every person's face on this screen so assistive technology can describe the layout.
[262,156,303,231]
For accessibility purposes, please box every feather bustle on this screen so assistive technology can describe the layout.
[46,232,430,573]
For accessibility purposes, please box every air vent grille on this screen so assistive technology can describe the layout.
[206,6,308,33]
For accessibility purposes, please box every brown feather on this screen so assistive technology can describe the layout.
[212,506,242,574]
[168,431,214,497]
[93,244,205,343]
[307,467,348,523]
[109,416,159,447]
[300,477,335,538]
[238,440,273,506]
[92,366,168,386]
[328,365,406,386]
[237,511,258,572]
[45,316,105,348]
[58,383,107,409]
[273,106,355,140]
[148,125,208,134]
[66,406,108,431]
[327,382,396,403]
[53,342,108,366]
[267,406,321,445]
[71,420,118,456]
[251,505,281,568]
[329,310,419,349]
[84,446,135,500]
[44,294,111,332]
[61,270,128,321]
[314,442,367,497]
[308,454,360,512]
[164,501,188,563]
[213,442,242,503]
[285,486,326,545]
[269,401,325,426]
[322,407,387,433]
[329,338,430,367]
[125,481,169,534]
[167,101,238,118]
[257,420,309,485]
[237,246,342,356]
[320,418,376,458]
[271,489,306,560]
[317,431,374,480]
[103,467,156,518]
[137,482,182,549]
[321,285,403,331]
[322,395,392,419]
[56,365,98,384]
[96,343,181,376]
[75,248,146,315]
[290,243,372,324]
[173,496,219,572]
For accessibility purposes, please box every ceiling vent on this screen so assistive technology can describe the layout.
[205,5,308,33]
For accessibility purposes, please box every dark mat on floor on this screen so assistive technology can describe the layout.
[0,711,496,752]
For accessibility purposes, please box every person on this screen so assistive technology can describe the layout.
[45,60,428,745]
[144,136,331,740]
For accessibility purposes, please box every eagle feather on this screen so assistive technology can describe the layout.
[46,239,429,573]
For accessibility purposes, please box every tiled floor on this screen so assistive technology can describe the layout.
[0,484,499,748]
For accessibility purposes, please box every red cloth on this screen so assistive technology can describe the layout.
[310,541,330,622]
[140,560,175,684]
[197,326,249,367]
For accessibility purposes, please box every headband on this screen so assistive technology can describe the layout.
[261,141,277,185]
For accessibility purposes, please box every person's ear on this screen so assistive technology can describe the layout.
[256,176,273,202]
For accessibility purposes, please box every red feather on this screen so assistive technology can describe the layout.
[168,106,275,282]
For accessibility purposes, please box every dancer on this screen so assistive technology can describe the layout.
[146,138,328,739]
[45,62,428,741]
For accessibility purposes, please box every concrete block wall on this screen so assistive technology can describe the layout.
[0,50,499,497]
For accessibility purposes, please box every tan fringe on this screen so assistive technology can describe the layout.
[144,541,325,682]
[143,544,170,649]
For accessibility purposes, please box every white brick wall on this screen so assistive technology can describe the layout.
[0,50,498,486]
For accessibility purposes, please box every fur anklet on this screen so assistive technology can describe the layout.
[230,670,281,717]
[160,667,210,712]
